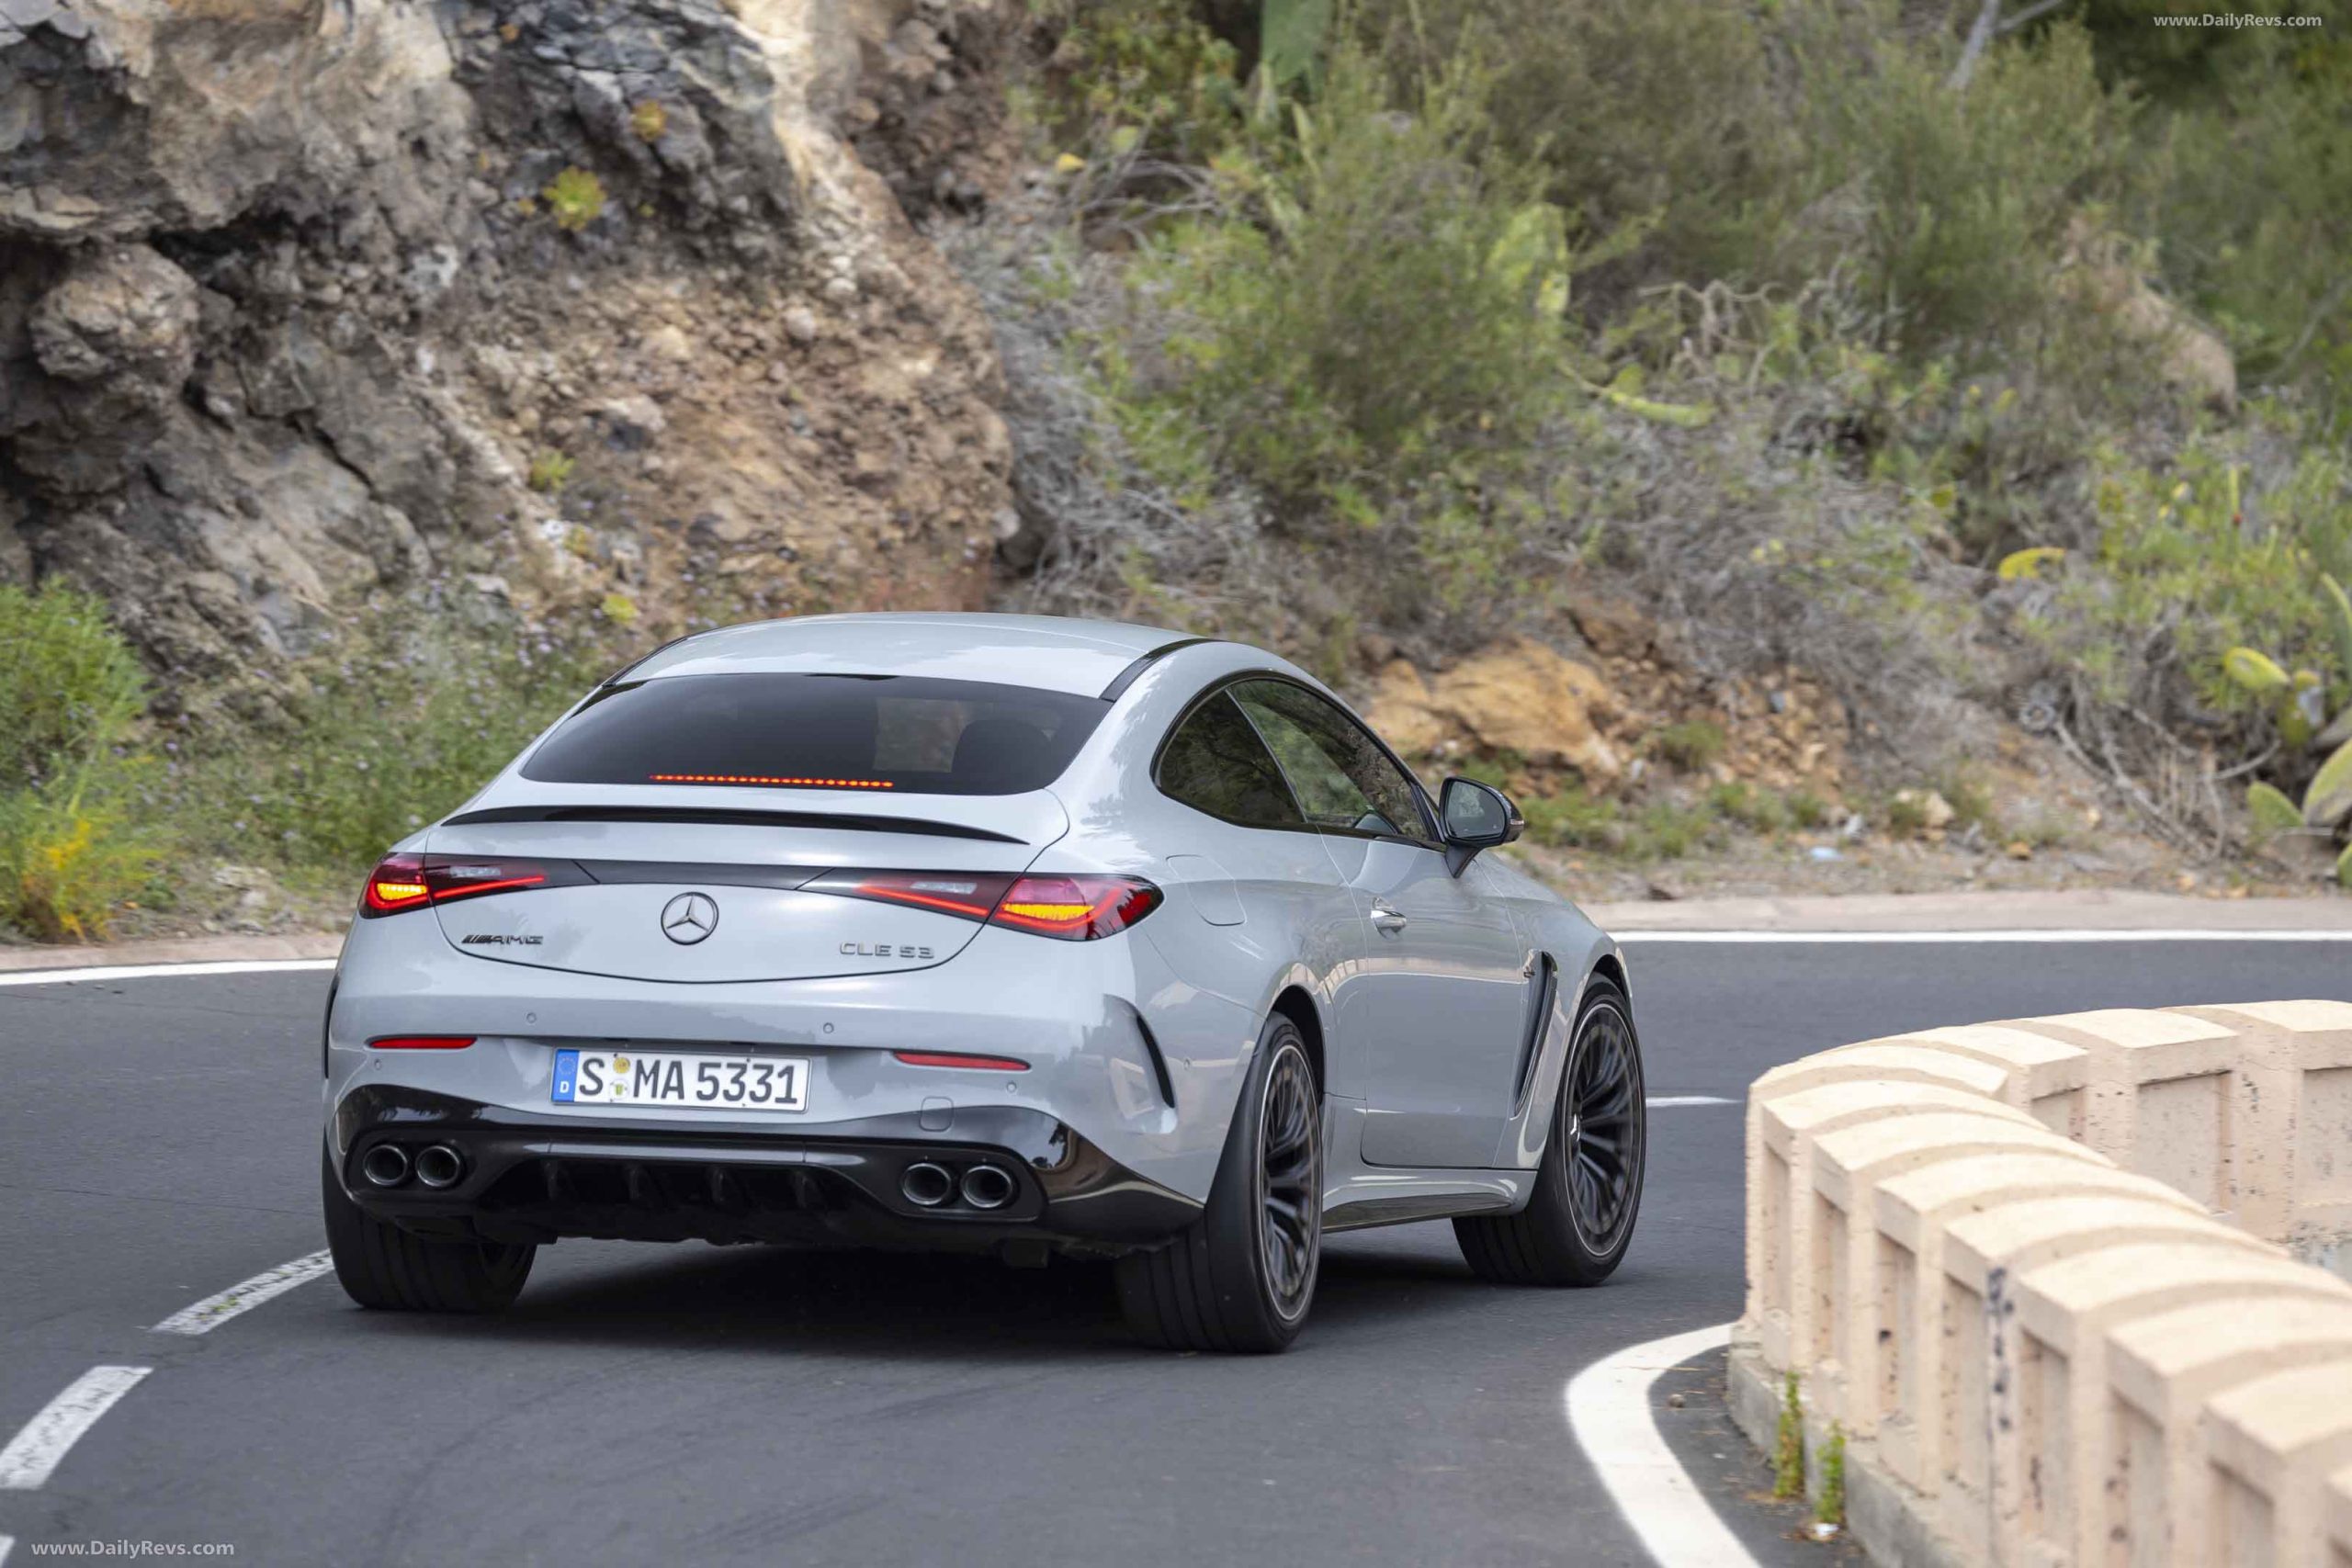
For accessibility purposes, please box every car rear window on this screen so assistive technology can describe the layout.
[522,674,1111,796]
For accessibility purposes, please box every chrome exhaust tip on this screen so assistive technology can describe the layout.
[900,1162,954,1209]
[413,1145,465,1190]
[960,1163,1014,1212]
[360,1144,411,1189]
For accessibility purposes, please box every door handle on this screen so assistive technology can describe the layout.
[1369,903,1408,935]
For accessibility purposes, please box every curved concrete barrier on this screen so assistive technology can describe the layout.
[1731,1000,2352,1568]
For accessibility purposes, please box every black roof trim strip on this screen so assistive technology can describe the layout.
[1099,637,1215,703]
[444,806,1026,845]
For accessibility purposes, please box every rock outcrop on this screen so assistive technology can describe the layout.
[1365,637,1626,788]
[0,0,1017,706]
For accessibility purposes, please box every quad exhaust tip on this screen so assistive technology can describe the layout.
[360,1144,411,1189]
[413,1145,465,1190]
[960,1163,1014,1211]
[900,1162,954,1208]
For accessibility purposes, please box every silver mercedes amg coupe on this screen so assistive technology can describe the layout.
[321,614,1645,1351]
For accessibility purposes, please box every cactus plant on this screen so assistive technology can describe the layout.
[2248,781,2303,835]
[2306,736,2352,830]
[2223,646,2291,699]
[2324,573,2352,692]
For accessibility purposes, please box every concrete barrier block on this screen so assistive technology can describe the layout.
[1748,1079,2039,1371]
[1931,1195,2275,1560]
[2325,1458,2352,1568]
[2105,1295,2352,1567]
[1893,1022,2096,1140]
[2008,1008,2242,1213]
[2201,1358,2352,1568]
[2181,1000,2352,1254]
[2006,1244,2352,1568]
[1805,1115,2097,1432]
[1869,1156,2201,1502]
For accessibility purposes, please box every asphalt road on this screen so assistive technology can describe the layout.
[5,941,2351,1567]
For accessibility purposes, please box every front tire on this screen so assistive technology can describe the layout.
[322,1145,535,1313]
[1455,976,1645,1286]
[1117,1014,1321,1353]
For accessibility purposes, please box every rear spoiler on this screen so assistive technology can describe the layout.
[443,805,1027,845]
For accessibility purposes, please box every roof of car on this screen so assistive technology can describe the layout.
[623,613,1203,698]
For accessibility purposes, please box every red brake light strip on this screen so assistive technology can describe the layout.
[650,774,895,789]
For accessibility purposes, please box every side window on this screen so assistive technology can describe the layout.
[1156,691,1307,829]
[1229,680,1436,845]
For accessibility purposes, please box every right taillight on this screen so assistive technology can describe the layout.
[360,853,584,918]
[989,875,1162,941]
[799,869,1161,940]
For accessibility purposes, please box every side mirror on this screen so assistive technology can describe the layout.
[1438,776,1523,874]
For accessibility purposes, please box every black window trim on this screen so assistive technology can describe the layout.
[1150,670,1442,849]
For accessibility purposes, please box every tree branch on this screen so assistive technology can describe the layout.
[1947,0,2076,90]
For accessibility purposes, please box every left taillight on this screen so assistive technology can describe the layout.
[360,853,585,918]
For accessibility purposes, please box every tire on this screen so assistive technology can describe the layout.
[1455,977,1645,1287]
[1116,1013,1322,1353]
[322,1145,535,1313]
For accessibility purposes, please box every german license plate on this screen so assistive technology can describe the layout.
[552,1048,808,1111]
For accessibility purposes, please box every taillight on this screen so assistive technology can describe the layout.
[801,869,1160,940]
[368,1035,477,1050]
[990,875,1162,941]
[360,853,585,918]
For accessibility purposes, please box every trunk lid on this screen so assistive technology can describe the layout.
[423,789,1063,984]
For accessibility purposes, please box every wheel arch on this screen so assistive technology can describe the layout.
[1267,984,1325,1091]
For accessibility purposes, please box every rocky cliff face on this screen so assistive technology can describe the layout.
[0,0,1017,709]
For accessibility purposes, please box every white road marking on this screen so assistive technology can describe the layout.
[0,958,335,989]
[152,1251,335,1337]
[1620,928,2352,943]
[0,1532,14,1564]
[1566,1321,1758,1568]
[1645,1095,1734,1108]
[0,1367,152,1490]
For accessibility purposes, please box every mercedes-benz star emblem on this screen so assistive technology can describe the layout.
[661,892,718,945]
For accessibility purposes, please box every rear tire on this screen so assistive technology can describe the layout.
[1455,977,1645,1286]
[322,1145,535,1313]
[1117,1013,1321,1353]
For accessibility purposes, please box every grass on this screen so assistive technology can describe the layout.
[0,581,164,942]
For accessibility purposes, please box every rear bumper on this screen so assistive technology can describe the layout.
[332,1084,1201,1257]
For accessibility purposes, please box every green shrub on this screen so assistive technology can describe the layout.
[1036,0,1247,163]
[1709,780,1791,835]
[1654,719,1726,773]
[1518,783,1620,848]
[161,596,628,883]
[2027,430,2352,720]
[1804,25,2131,364]
[0,581,164,941]
[1371,0,1798,295]
[542,168,606,232]
[1118,42,1566,509]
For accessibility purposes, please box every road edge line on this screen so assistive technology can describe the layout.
[0,1366,153,1491]
[0,959,337,989]
[152,1251,336,1337]
[1565,1321,1758,1568]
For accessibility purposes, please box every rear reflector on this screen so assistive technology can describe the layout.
[360,853,588,918]
[893,1050,1030,1072]
[368,1035,477,1050]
